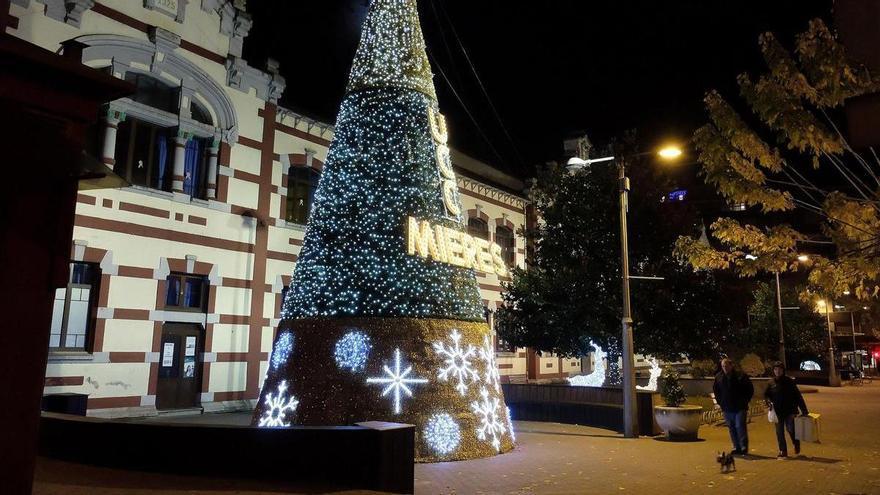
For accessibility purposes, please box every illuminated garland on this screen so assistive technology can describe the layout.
[637,357,661,391]
[568,342,607,387]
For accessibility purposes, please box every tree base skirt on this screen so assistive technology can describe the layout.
[252,316,515,462]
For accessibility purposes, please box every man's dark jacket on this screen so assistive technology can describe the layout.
[713,370,754,412]
[764,375,808,418]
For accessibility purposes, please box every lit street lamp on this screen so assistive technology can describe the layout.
[567,144,683,438]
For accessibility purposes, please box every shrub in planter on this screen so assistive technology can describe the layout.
[740,353,765,377]
[655,366,702,441]
[660,366,687,406]
[689,359,716,379]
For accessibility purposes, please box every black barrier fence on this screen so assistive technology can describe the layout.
[39,413,414,494]
[502,383,661,436]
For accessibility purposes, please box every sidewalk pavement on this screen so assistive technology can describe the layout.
[32,384,880,495]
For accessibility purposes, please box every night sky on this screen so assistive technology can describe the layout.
[242,1,833,178]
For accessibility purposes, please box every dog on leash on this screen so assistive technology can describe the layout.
[716,451,736,473]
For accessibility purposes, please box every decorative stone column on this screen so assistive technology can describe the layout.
[206,139,220,199]
[171,132,190,193]
[101,107,125,169]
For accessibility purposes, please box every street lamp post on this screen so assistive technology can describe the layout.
[821,300,841,387]
[774,272,786,370]
[567,145,682,439]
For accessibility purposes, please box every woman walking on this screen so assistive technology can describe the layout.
[764,361,809,459]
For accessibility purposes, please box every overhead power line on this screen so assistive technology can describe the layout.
[428,0,525,168]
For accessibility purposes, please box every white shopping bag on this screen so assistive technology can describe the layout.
[768,408,778,423]
[794,413,821,443]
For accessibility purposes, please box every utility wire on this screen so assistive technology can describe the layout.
[429,0,526,168]
[427,49,508,166]
[426,0,466,94]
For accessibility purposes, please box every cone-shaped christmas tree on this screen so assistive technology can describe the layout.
[252,0,514,461]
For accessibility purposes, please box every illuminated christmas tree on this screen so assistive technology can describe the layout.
[252,0,515,461]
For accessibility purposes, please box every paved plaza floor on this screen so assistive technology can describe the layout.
[32,383,880,495]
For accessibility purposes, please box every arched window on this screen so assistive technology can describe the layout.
[495,226,515,266]
[125,72,179,114]
[287,167,320,225]
[73,34,239,201]
[112,72,215,199]
[467,217,489,240]
[190,99,214,127]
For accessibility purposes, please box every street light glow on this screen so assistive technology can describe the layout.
[657,146,683,160]
[798,254,810,262]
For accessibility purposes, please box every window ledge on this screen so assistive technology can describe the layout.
[495,351,517,357]
[47,351,96,363]
[121,186,229,213]
[123,185,175,200]
[277,220,307,232]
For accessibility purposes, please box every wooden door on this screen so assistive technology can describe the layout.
[156,323,204,410]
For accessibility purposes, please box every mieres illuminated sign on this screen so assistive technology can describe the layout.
[406,216,509,277]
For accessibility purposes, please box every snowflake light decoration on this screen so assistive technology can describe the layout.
[366,348,428,414]
[334,330,371,372]
[568,341,607,387]
[637,357,661,391]
[479,335,501,393]
[471,387,506,452]
[434,328,480,396]
[270,331,294,371]
[423,412,461,455]
[258,380,299,427]
[506,406,516,443]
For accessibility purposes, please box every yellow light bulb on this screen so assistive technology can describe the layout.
[657,146,683,160]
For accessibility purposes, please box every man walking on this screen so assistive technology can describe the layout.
[765,362,809,459]
[713,357,754,456]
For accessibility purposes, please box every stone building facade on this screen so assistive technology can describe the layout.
[6,0,581,417]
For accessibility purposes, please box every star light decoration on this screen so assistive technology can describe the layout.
[434,329,480,396]
[568,341,607,388]
[334,330,371,372]
[423,412,461,455]
[270,331,294,371]
[479,335,501,393]
[366,348,428,414]
[258,380,299,427]
[471,387,506,452]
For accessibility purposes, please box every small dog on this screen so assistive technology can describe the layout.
[716,451,736,473]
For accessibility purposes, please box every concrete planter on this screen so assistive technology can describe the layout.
[654,405,703,441]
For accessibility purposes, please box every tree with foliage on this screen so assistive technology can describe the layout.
[739,282,827,363]
[496,141,748,365]
[675,20,880,307]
